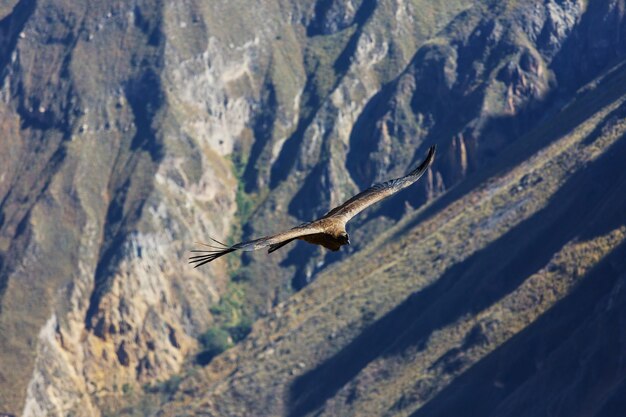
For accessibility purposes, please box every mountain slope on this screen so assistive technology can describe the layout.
[1,1,626,416]
[158,58,626,417]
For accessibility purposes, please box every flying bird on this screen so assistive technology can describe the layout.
[190,145,436,268]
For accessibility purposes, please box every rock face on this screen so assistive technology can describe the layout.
[0,1,626,416]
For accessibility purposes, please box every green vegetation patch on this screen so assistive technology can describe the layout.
[196,281,253,365]
[231,151,256,225]
[196,327,232,365]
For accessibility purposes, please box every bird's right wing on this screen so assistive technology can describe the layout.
[189,222,323,268]
[324,145,436,223]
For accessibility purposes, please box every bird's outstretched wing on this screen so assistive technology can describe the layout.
[324,145,436,223]
[189,222,323,268]
[191,145,435,267]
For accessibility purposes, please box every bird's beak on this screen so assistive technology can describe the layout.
[347,238,351,245]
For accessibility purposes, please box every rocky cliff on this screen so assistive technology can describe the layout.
[1,0,626,416]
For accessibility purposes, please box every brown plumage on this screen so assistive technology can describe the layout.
[190,145,436,268]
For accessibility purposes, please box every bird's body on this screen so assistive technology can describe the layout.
[301,229,345,252]
[291,219,348,252]
[190,145,436,268]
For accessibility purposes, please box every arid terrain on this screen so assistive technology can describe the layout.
[1,1,625,416]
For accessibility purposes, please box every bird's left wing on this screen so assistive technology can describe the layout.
[324,145,436,223]
[189,222,323,268]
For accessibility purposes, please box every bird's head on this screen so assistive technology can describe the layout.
[339,232,350,245]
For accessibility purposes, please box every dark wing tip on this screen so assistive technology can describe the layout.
[406,144,436,178]
[425,144,436,165]
[189,240,235,268]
